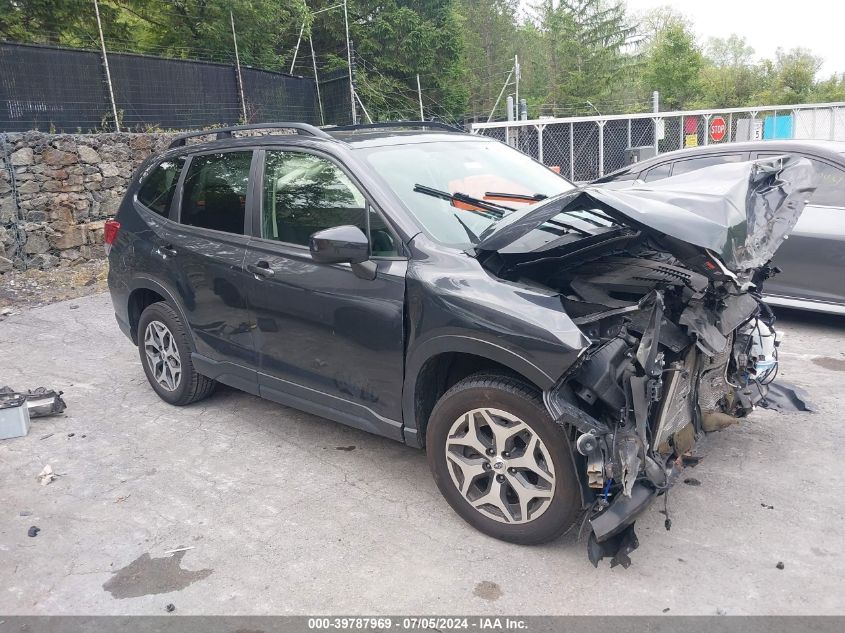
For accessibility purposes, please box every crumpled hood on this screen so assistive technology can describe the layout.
[476,155,817,272]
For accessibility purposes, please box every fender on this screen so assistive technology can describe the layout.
[126,274,197,351]
[402,333,557,448]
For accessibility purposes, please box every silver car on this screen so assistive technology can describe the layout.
[595,140,845,314]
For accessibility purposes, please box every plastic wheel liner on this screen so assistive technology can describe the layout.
[472,155,817,567]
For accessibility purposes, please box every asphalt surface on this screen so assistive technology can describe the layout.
[1,292,844,615]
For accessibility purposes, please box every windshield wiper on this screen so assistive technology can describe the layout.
[484,191,547,203]
[413,184,514,219]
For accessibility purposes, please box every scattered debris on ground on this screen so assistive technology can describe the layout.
[762,503,775,510]
[165,604,176,612]
[0,386,67,418]
[777,561,785,570]
[335,445,356,451]
[759,381,817,412]
[0,259,108,312]
[36,464,58,486]
[27,526,40,537]
[683,478,701,486]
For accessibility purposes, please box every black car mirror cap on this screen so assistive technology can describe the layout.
[309,225,370,265]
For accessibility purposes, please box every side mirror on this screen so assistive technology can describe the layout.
[309,225,370,265]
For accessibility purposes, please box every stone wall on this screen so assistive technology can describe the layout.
[0,132,178,272]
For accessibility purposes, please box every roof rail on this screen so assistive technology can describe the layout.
[168,122,331,149]
[327,121,466,134]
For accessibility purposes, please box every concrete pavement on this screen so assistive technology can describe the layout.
[1,293,843,615]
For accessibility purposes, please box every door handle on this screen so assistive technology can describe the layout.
[247,261,275,278]
[157,244,178,258]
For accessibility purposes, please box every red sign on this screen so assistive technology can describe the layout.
[710,116,727,142]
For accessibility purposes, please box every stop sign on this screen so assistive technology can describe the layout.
[710,116,727,142]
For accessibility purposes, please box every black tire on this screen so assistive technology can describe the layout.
[426,373,581,545]
[137,301,215,406]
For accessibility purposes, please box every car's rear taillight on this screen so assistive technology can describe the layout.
[104,219,120,255]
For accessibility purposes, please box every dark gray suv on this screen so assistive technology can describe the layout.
[106,122,812,566]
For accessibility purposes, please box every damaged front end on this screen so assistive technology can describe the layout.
[473,156,816,567]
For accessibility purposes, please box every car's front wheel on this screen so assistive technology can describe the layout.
[427,373,581,545]
[137,302,215,406]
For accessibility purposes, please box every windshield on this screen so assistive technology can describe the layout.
[360,140,574,246]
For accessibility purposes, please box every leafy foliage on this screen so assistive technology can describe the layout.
[1,0,843,122]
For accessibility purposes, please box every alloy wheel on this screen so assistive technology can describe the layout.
[143,320,182,392]
[445,407,556,524]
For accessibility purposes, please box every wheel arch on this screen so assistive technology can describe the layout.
[126,277,195,350]
[402,335,555,449]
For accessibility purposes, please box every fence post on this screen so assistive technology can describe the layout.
[309,38,324,126]
[627,119,631,149]
[569,122,575,181]
[343,0,357,125]
[703,114,711,145]
[597,120,606,178]
[652,117,660,154]
[537,124,545,163]
[230,12,247,123]
[93,0,120,132]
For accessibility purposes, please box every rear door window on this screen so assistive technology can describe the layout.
[137,156,185,217]
[670,153,746,177]
[179,151,253,235]
[756,152,845,207]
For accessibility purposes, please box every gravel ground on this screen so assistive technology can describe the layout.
[0,259,108,316]
[0,292,843,615]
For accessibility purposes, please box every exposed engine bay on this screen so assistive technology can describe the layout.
[473,155,816,567]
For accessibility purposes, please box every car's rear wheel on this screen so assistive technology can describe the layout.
[137,302,215,406]
[427,373,581,545]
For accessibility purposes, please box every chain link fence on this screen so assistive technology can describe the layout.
[472,102,845,182]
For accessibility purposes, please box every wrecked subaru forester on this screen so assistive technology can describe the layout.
[107,124,814,567]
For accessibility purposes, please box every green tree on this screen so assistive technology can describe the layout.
[0,0,130,46]
[536,0,639,115]
[640,20,702,110]
[699,35,762,107]
[457,0,520,118]
[310,1,468,122]
[751,48,821,104]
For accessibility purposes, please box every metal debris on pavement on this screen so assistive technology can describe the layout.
[0,386,67,418]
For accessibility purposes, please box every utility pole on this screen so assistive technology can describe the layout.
[343,0,357,124]
[93,0,120,132]
[416,74,424,120]
[230,11,247,123]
